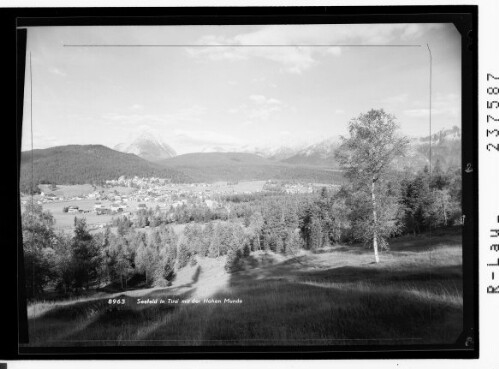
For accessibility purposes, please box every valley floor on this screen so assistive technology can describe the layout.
[24,230,463,347]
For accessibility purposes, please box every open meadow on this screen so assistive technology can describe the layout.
[40,200,115,232]
[25,229,463,346]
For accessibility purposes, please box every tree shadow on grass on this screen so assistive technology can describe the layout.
[296,264,463,285]
[60,290,192,344]
[27,285,198,346]
[192,278,463,346]
[191,265,201,284]
[133,250,464,346]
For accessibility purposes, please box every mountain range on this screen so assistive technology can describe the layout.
[114,126,460,170]
[281,138,341,168]
[19,127,461,193]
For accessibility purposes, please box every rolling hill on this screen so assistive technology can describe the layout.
[158,152,344,183]
[19,145,190,194]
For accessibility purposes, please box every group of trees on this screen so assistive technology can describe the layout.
[22,203,102,298]
[295,110,462,262]
[23,202,261,298]
[22,203,180,298]
[125,204,233,228]
[297,164,461,253]
[399,164,461,234]
[333,109,462,262]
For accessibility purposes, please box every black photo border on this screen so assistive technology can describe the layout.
[7,5,478,360]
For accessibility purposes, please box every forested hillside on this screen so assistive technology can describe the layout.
[19,145,191,194]
[159,152,344,183]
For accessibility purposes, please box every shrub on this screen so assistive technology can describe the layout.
[177,242,191,269]
[242,243,251,257]
[225,248,244,273]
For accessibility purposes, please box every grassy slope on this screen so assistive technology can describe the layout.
[25,229,463,346]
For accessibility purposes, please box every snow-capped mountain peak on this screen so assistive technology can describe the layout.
[114,129,177,162]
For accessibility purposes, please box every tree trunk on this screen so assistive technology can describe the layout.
[372,179,380,263]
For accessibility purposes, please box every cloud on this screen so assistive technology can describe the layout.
[325,47,342,56]
[103,113,167,126]
[251,77,266,84]
[249,94,281,105]
[252,77,278,89]
[187,43,320,74]
[403,108,430,118]
[228,95,283,125]
[130,104,144,111]
[49,67,67,77]
[171,129,246,153]
[22,131,62,151]
[249,95,266,104]
[102,105,207,128]
[434,93,460,117]
[246,94,283,121]
[185,24,442,74]
[173,129,239,144]
[403,93,460,118]
[381,93,410,105]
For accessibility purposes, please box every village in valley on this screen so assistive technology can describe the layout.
[21,176,338,233]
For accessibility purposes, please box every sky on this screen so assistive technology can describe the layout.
[21,23,461,154]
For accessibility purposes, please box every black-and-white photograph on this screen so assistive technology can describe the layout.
[19,21,467,348]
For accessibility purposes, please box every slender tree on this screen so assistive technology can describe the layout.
[71,218,101,290]
[335,109,409,263]
[22,203,57,298]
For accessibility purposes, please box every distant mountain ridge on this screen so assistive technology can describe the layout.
[282,137,341,168]
[110,126,461,169]
[114,130,176,162]
[419,126,461,144]
[244,144,308,161]
[413,127,461,170]
[280,128,461,171]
